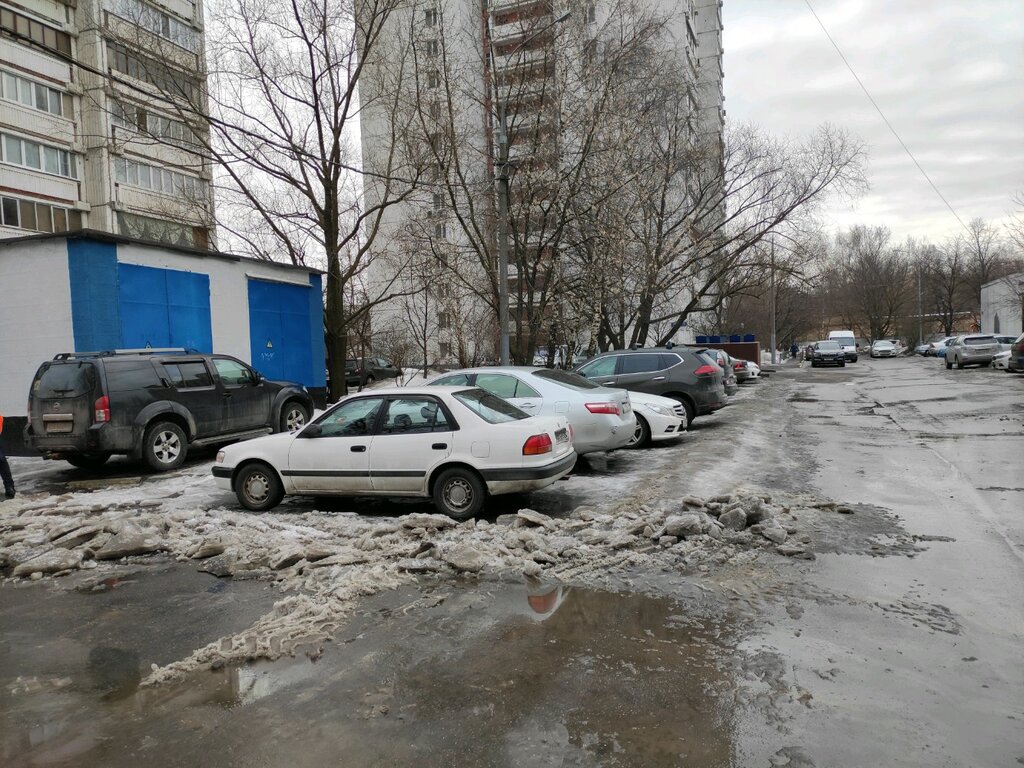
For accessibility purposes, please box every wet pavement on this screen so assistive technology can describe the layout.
[2,357,1023,767]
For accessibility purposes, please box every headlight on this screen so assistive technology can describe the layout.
[216,450,225,464]
[642,403,674,417]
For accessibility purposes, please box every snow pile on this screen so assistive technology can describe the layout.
[0,487,833,684]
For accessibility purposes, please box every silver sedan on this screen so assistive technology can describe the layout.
[426,367,636,454]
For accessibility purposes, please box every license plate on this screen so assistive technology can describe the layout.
[555,428,569,443]
[45,421,74,433]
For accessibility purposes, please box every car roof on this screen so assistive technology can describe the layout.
[345,385,471,397]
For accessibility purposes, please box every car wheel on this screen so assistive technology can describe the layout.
[142,421,187,472]
[669,397,696,426]
[280,401,310,433]
[945,358,953,370]
[365,374,376,386]
[810,361,818,367]
[839,361,846,367]
[433,467,486,521]
[65,452,112,470]
[235,462,284,512]
[625,415,651,449]
[956,357,964,369]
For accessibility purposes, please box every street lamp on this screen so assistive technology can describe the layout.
[487,9,570,365]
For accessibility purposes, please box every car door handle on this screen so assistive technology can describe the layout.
[222,391,233,398]
[431,443,448,450]
[652,376,666,381]
[351,445,366,453]
[519,403,537,409]
[597,380,615,385]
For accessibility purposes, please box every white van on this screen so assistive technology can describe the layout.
[828,330,858,362]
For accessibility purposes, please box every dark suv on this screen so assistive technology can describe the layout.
[575,346,727,424]
[26,349,313,472]
[345,357,402,387]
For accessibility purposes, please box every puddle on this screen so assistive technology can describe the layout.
[1,579,745,768]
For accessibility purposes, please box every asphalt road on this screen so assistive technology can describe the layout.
[1,356,1021,767]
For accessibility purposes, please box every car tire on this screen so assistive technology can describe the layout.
[945,358,953,370]
[142,421,187,472]
[839,361,846,367]
[235,462,284,512]
[625,415,651,449]
[365,375,376,386]
[810,361,818,368]
[670,397,696,426]
[433,467,486,520]
[956,357,964,370]
[280,401,310,433]
[65,452,111,470]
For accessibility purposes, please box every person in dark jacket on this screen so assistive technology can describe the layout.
[789,343,799,359]
[0,415,15,499]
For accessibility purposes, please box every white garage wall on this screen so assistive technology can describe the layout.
[0,240,75,416]
[115,243,317,367]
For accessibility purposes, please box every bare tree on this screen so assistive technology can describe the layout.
[827,226,911,340]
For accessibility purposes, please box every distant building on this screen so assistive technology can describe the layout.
[0,231,326,453]
[1,0,214,246]
[980,272,1024,336]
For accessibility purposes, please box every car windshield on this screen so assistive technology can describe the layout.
[35,362,95,398]
[817,342,841,350]
[532,368,601,390]
[453,388,528,423]
[874,341,893,347]
[965,336,996,345]
[832,337,855,346]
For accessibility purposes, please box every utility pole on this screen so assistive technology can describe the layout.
[916,265,923,346]
[487,9,570,365]
[770,238,777,364]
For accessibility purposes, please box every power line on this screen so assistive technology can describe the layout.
[803,0,971,235]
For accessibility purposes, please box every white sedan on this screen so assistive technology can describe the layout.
[427,367,635,454]
[213,387,576,519]
[624,391,687,448]
[870,340,897,358]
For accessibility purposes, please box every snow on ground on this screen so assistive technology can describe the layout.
[0,445,839,686]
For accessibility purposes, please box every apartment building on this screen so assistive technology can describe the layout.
[359,0,724,363]
[0,0,213,246]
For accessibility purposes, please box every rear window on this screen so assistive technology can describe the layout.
[532,369,601,390]
[965,336,996,345]
[34,362,96,398]
[453,389,528,424]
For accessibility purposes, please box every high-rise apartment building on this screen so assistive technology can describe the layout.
[359,0,724,363]
[0,0,213,246]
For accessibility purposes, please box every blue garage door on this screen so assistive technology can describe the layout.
[118,263,213,352]
[248,279,314,385]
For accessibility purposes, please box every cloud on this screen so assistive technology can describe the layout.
[723,0,1024,242]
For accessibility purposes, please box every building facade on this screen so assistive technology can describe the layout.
[1,0,213,246]
[359,0,725,364]
[980,271,1024,337]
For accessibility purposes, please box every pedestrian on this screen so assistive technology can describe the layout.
[0,414,15,500]
[789,343,798,359]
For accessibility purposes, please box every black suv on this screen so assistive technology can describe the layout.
[345,357,402,387]
[575,345,727,424]
[26,349,313,472]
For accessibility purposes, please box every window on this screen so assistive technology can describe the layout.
[437,310,450,330]
[117,211,200,247]
[475,373,519,399]
[620,353,664,375]
[431,373,470,386]
[213,358,253,387]
[0,195,80,233]
[431,192,443,211]
[163,361,213,388]
[0,133,76,178]
[427,70,440,89]
[379,397,451,434]
[106,41,199,101]
[453,389,527,424]
[424,8,437,26]
[316,397,384,437]
[105,0,200,52]
[424,39,438,56]
[0,68,68,117]
[0,7,71,56]
[112,156,206,198]
[433,221,447,239]
[578,356,617,378]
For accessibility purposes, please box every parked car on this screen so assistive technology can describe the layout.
[745,360,762,379]
[870,340,897,358]
[803,344,816,361]
[703,349,738,394]
[992,335,1017,353]
[426,367,635,454]
[827,331,858,362]
[574,345,727,425]
[213,387,575,519]
[946,335,1001,369]
[732,358,753,383]
[621,390,687,448]
[1007,332,1024,372]
[345,357,401,387]
[925,337,955,357]
[810,341,846,367]
[992,350,1011,370]
[26,349,313,472]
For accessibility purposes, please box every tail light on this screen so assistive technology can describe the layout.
[568,424,574,443]
[585,402,620,415]
[733,362,744,370]
[94,396,111,423]
[694,364,718,376]
[523,433,553,455]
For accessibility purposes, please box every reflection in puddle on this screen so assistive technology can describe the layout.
[2,580,742,767]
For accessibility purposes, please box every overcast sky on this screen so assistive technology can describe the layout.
[722,0,1024,244]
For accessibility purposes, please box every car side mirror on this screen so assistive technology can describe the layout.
[299,423,321,438]
[252,371,263,384]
